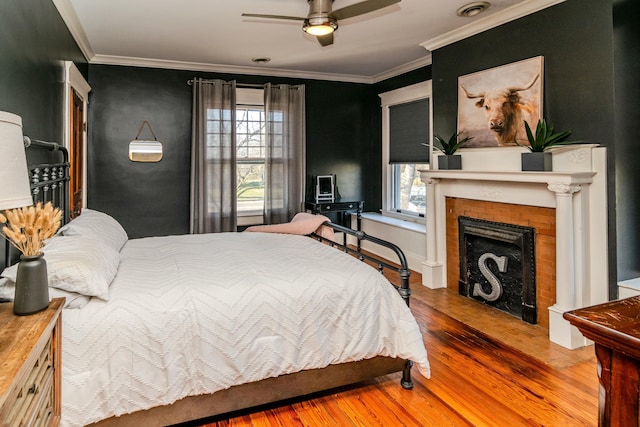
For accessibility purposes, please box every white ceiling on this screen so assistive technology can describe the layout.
[54,0,565,83]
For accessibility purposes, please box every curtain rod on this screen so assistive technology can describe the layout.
[186,79,301,90]
[187,79,264,88]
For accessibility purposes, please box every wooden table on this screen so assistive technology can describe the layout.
[564,296,640,427]
[0,298,64,426]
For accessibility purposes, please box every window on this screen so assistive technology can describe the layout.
[236,106,266,214]
[380,81,432,220]
[392,164,425,214]
[205,88,267,220]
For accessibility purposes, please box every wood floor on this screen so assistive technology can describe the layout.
[191,270,599,427]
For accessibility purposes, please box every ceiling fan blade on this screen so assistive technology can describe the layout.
[317,33,334,46]
[241,13,305,21]
[331,0,400,20]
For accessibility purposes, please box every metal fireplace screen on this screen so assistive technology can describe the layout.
[458,216,536,324]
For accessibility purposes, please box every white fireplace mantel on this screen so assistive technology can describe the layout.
[419,146,608,349]
[421,170,595,185]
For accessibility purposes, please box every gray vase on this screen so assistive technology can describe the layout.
[438,154,462,170]
[14,254,49,315]
[521,152,552,171]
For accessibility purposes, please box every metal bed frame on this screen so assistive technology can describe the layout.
[2,140,69,271]
[311,222,412,307]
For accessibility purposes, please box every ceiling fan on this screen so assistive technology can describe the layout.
[242,0,401,47]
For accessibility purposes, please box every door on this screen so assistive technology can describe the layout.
[69,88,84,219]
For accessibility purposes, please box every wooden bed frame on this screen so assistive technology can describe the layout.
[21,143,416,427]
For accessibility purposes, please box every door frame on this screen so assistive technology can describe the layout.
[63,61,91,210]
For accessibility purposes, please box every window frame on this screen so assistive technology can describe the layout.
[379,81,433,222]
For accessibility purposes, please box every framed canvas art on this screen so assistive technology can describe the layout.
[457,56,544,148]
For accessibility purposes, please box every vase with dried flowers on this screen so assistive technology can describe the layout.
[0,202,62,315]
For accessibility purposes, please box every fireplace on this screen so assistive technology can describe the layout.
[458,216,536,324]
[419,145,609,349]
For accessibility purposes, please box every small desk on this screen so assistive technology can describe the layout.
[564,296,640,427]
[305,200,364,230]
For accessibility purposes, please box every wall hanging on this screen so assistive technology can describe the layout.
[129,121,163,162]
[457,56,544,148]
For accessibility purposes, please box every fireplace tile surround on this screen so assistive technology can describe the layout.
[420,145,608,349]
[450,200,553,329]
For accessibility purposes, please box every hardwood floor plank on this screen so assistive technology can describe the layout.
[420,300,596,426]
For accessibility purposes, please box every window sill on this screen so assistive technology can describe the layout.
[356,212,425,234]
[237,213,263,227]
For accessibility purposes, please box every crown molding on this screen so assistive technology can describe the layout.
[91,54,383,84]
[371,53,432,83]
[420,0,566,52]
[91,53,432,85]
[52,0,95,61]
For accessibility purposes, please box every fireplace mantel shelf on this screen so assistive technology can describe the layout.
[421,170,596,185]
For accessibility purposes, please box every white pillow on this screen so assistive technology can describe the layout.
[49,287,92,309]
[0,277,92,309]
[1,236,120,301]
[59,208,128,252]
[0,278,14,302]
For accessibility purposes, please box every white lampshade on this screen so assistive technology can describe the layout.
[0,112,32,210]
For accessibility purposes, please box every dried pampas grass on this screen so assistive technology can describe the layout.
[0,202,62,256]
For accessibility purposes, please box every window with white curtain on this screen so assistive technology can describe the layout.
[380,81,432,220]
[191,79,305,233]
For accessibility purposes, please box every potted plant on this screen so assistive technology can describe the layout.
[0,202,62,315]
[423,132,473,170]
[518,119,580,171]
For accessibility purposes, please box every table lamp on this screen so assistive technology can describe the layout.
[0,111,49,316]
[0,111,32,210]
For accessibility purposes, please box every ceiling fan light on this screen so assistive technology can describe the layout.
[303,17,338,36]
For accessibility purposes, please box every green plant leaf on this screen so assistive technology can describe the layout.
[523,119,580,152]
[432,132,472,155]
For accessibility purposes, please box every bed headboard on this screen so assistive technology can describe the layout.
[1,139,70,270]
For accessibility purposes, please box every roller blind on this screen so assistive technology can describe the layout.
[389,98,430,164]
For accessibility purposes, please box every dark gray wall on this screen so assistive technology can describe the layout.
[87,65,377,238]
[612,0,640,282]
[0,0,87,142]
[431,0,622,297]
[86,66,192,237]
[432,0,614,144]
[0,0,86,270]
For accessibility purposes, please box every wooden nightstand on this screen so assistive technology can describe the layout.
[0,298,64,427]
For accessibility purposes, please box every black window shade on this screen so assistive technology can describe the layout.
[389,98,430,164]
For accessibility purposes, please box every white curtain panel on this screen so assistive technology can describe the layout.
[190,78,237,233]
[263,83,306,224]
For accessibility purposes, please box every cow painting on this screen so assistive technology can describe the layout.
[461,73,539,146]
[457,57,543,148]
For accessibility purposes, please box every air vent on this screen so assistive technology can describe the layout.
[457,2,490,17]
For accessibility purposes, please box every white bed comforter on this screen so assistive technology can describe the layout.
[61,232,430,426]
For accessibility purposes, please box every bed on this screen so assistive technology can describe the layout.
[1,144,430,427]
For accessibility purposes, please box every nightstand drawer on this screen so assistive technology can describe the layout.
[317,202,358,211]
[4,337,54,427]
